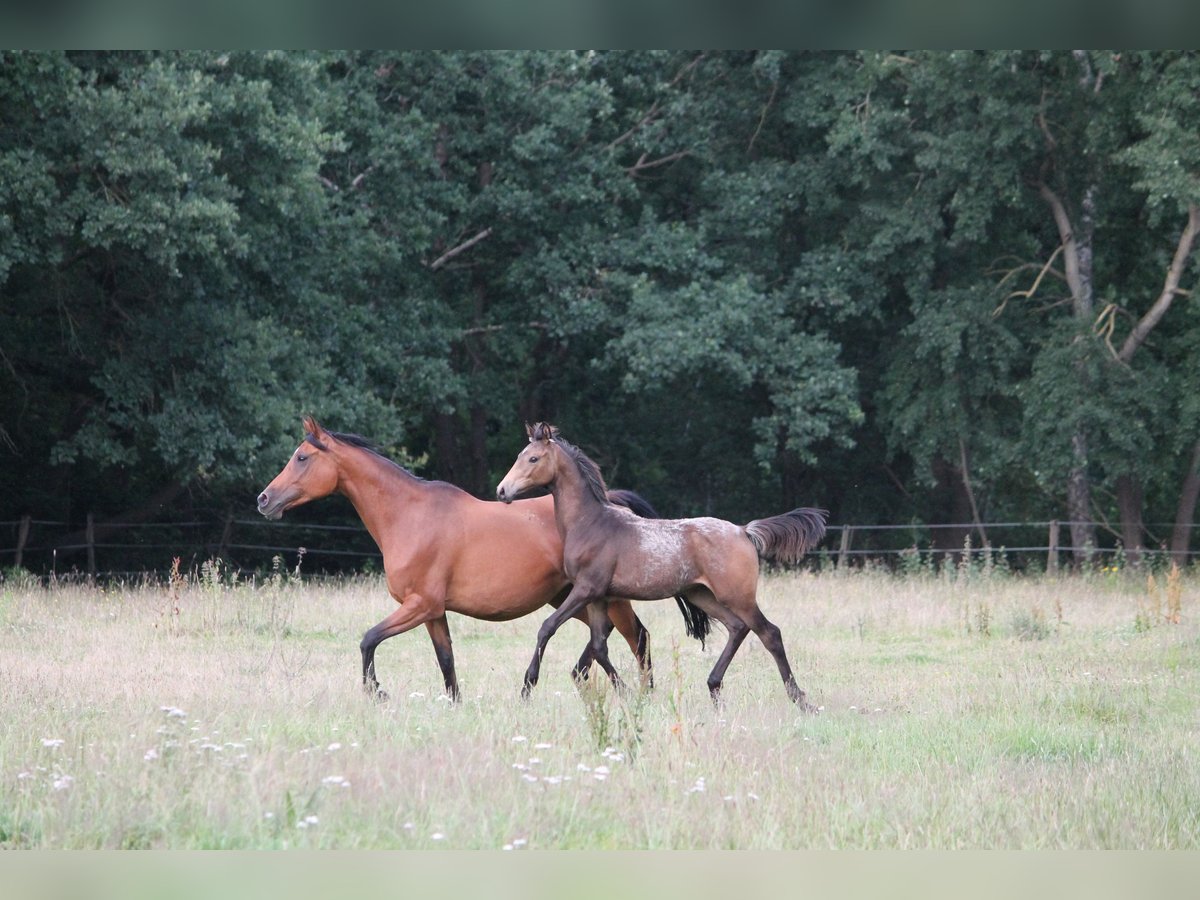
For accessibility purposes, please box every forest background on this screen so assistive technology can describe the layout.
[3,50,1199,572]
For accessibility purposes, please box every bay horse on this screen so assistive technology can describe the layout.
[257,416,707,701]
[497,423,827,709]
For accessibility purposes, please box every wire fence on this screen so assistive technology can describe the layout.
[1,512,1196,583]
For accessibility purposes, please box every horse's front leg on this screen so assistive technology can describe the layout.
[583,598,626,693]
[424,615,460,702]
[360,590,444,702]
[524,583,599,698]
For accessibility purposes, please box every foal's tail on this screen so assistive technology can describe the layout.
[744,507,829,565]
[607,489,713,648]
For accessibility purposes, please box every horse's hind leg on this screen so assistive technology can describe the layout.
[605,599,652,688]
[682,587,749,705]
[742,606,815,712]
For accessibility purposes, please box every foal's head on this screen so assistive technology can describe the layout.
[257,415,342,519]
[496,422,566,503]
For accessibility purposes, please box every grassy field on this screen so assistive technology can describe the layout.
[1,564,1197,849]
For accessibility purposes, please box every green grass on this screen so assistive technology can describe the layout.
[0,569,1197,848]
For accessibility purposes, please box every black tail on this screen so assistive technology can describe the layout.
[606,488,713,648]
[744,507,828,565]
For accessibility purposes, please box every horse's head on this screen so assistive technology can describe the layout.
[256,415,342,519]
[496,422,563,503]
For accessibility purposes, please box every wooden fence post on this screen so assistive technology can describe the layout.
[86,513,96,581]
[838,526,852,570]
[218,513,234,559]
[1047,520,1060,576]
[15,514,31,569]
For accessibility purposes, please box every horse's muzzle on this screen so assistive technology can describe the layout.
[496,485,512,504]
[257,490,284,520]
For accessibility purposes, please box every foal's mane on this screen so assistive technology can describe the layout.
[532,423,609,505]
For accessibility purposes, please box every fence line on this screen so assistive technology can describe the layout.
[1,513,1196,579]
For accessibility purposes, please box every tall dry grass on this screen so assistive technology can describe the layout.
[1,566,1196,848]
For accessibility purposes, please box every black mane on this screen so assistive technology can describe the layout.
[316,429,425,482]
[555,435,609,505]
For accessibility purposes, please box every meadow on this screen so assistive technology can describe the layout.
[1,562,1197,850]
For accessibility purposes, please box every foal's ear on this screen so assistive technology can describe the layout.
[529,422,559,442]
[525,422,536,441]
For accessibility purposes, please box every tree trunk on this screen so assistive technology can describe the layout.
[930,454,972,564]
[434,411,468,488]
[1115,472,1145,566]
[1068,186,1098,566]
[1171,438,1200,566]
[468,402,489,498]
[1066,433,1094,567]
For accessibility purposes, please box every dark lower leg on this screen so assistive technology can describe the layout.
[748,612,814,710]
[705,622,750,704]
[425,616,460,702]
[586,600,625,691]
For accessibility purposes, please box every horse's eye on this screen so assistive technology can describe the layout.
[528,455,539,464]
[297,454,308,463]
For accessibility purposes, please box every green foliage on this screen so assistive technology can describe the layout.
[3,51,1200,561]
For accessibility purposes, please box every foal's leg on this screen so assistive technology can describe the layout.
[682,587,750,705]
[581,599,626,692]
[524,583,599,698]
[550,587,616,683]
[742,605,815,711]
[569,616,612,682]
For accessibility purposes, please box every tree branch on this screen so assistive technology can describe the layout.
[1117,203,1199,364]
[626,150,691,176]
[959,437,990,548]
[992,244,1065,317]
[460,321,547,338]
[607,51,707,151]
[428,228,493,271]
[1037,180,1085,305]
[747,79,779,155]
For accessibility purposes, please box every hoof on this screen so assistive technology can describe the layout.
[790,689,818,713]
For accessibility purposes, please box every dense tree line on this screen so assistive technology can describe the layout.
[2,51,1198,568]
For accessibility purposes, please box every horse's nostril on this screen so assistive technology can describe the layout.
[257,492,269,508]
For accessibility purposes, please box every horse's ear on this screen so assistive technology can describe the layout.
[302,414,322,436]
[530,422,559,442]
[525,422,535,441]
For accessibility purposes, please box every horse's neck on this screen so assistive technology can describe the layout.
[548,453,608,540]
[335,448,430,545]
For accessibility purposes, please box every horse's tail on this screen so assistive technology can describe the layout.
[744,507,828,565]
[606,488,713,648]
